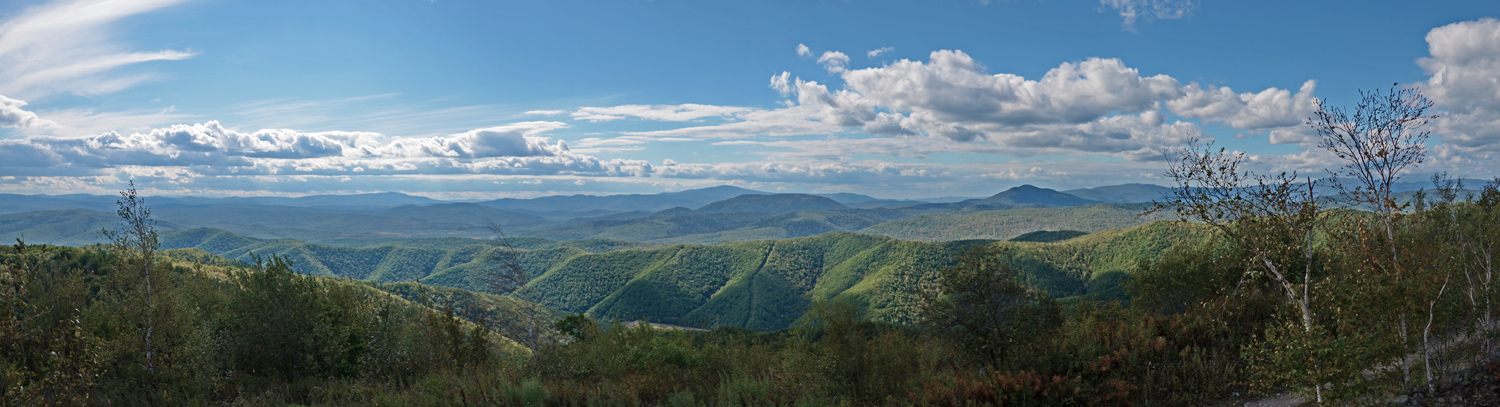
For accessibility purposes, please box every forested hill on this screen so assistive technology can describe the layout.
[862,203,1168,241]
[159,221,1211,330]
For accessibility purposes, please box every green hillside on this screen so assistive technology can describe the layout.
[156,219,1209,331]
[161,228,586,283]
[513,221,1208,330]
[860,203,1167,241]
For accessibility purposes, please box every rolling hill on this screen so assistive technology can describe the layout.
[0,204,558,247]
[156,219,1212,331]
[0,192,444,214]
[379,203,551,229]
[976,184,1102,206]
[908,184,1101,211]
[520,207,912,244]
[693,193,849,214]
[1063,183,1173,203]
[0,209,184,245]
[477,185,768,216]
[859,203,1168,241]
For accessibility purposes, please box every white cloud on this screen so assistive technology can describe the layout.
[622,50,1224,156]
[0,120,663,180]
[1099,0,1195,31]
[406,122,572,158]
[770,71,792,96]
[1168,80,1318,130]
[796,43,812,58]
[1422,18,1500,152]
[817,51,851,74]
[24,105,193,136]
[571,104,754,122]
[0,94,55,129]
[524,110,568,116]
[867,47,894,58]
[0,0,197,99]
[844,51,1182,127]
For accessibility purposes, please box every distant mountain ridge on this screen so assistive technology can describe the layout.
[908,184,1102,211]
[977,184,1102,206]
[478,185,768,216]
[693,194,848,214]
[1063,183,1172,203]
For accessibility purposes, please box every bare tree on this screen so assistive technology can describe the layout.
[1309,85,1436,386]
[483,220,543,356]
[101,180,160,377]
[1156,138,1326,401]
[1312,85,1435,242]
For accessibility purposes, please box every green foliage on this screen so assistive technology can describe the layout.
[0,242,531,405]
[227,254,370,381]
[1,243,99,406]
[162,220,1207,331]
[922,245,1063,368]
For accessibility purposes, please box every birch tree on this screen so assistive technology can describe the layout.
[1157,139,1327,401]
[1309,85,1436,387]
[101,180,160,379]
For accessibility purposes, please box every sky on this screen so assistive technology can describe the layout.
[1,0,1498,200]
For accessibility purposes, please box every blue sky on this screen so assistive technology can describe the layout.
[1,0,1498,199]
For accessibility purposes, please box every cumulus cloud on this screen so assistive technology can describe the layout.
[0,0,197,99]
[844,51,1181,127]
[817,51,851,74]
[1168,80,1318,130]
[1422,18,1500,152]
[524,110,567,116]
[0,94,55,129]
[796,43,812,58]
[571,104,755,122]
[618,50,1302,157]
[1099,0,1195,31]
[867,47,894,58]
[396,122,572,158]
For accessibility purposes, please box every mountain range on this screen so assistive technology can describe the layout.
[0,182,1237,332]
[1,183,1173,246]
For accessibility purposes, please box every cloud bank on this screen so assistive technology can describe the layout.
[602,50,1319,160]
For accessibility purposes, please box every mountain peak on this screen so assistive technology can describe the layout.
[980,185,1099,207]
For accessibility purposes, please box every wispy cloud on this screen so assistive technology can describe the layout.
[1099,0,1195,31]
[227,94,532,138]
[25,105,193,137]
[571,104,754,122]
[0,0,197,99]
